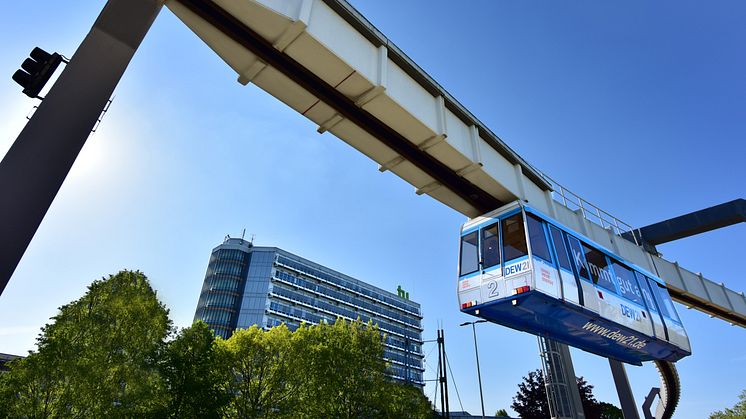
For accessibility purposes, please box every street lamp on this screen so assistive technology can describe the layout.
[460,319,487,419]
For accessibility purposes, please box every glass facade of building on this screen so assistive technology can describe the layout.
[194,238,425,386]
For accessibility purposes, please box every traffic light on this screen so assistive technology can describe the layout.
[12,47,63,99]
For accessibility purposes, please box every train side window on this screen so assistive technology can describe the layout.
[567,236,590,280]
[549,226,571,271]
[582,244,617,293]
[526,214,552,263]
[637,272,659,313]
[611,261,644,305]
[481,223,500,269]
[501,213,528,262]
[459,231,479,276]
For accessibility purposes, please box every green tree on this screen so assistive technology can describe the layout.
[2,270,171,417]
[511,369,622,419]
[511,369,548,419]
[219,319,431,419]
[1,270,434,418]
[378,381,433,419]
[291,318,390,418]
[710,389,746,419]
[0,353,59,418]
[0,372,10,417]
[577,376,601,418]
[219,324,299,418]
[598,401,623,419]
[495,408,510,417]
[158,321,229,418]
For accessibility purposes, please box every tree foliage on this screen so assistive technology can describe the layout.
[218,324,298,418]
[495,408,510,417]
[709,389,746,419]
[218,319,431,419]
[511,370,548,419]
[598,401,623,419]
[158,320,229,418]
[0,353,58,418]
[2,270,171,417]
[577,376,601,418]
[511,369,622,419]
[292,319,389,418]
[1,271,432,418]
[295,319,430,418]
[378,380,433,419]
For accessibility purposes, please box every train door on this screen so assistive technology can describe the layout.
[526,213,561,299]
[547,225,581,305]
[566,236,600,313]
[579,243,621,323]
[637,271,667,340]
[479,222,503,304]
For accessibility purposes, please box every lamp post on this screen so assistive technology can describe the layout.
[460,319,487,419]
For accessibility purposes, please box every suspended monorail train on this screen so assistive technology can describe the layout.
[457,201,691,365]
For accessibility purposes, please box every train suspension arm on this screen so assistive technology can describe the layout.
[643,360,680,419]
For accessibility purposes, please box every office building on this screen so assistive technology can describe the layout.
[0,353,21,373]
[194,236,424,386]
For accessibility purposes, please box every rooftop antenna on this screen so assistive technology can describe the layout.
[250,233,256,246]
[241,228,246,240]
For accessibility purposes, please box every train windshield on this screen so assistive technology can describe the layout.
[501,213,527,262]
[459,231,479,276]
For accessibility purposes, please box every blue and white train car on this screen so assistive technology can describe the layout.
[457,201,691,365]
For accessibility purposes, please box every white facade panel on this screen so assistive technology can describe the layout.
[677,267,708,301]
[254,0,303,20]
[168,3,258,76]
[552,205,585,234]
[584,220,616,250]
[216,0,292,43]
[480,146,520,199]
[385,59,439,135]
[652,258,683,290]
[305,1,380,84]
[523,179,550,213]
[727,289,746,314]
[611,234,652,271]
[703,280,732,309]
[443,110,472,161]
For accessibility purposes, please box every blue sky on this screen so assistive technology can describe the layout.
[1,1,744,417]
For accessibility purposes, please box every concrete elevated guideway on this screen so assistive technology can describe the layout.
[166,0,746,327]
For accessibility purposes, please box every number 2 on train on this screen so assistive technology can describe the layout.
[487,281,499,297]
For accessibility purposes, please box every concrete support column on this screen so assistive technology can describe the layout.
[609,359,641,419]
[0,0,162,295]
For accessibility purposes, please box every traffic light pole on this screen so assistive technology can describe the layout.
[0,0,162,296]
